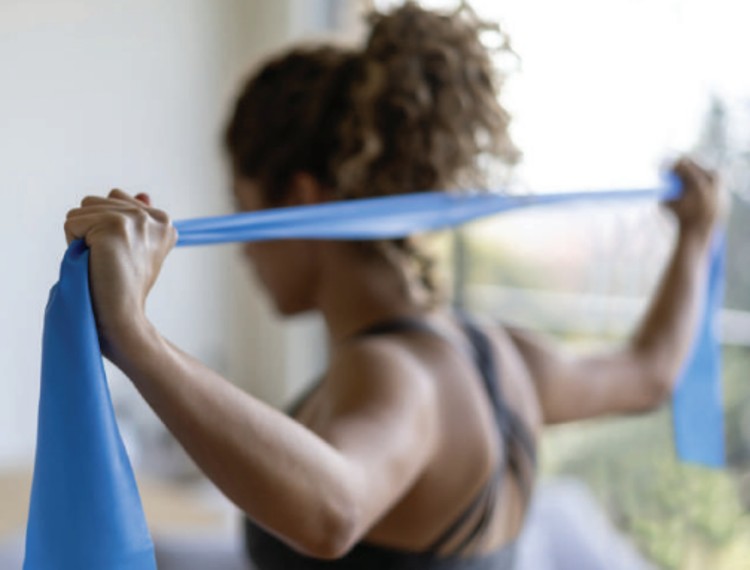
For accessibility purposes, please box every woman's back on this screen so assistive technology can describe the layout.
[245,311,542,567]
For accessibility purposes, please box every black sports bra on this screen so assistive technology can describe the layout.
[244,314,537,569]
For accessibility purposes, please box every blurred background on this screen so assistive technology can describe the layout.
[0,1,748,569]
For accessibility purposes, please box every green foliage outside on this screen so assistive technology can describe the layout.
[542,347,750,569]
[457,218,750,569]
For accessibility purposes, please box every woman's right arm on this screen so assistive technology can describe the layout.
[65,190,440,559]
[110,321,438,558]
[507,158,724,424]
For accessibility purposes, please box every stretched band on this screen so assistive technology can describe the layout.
[23,173,724,569]
[173,175,683,246]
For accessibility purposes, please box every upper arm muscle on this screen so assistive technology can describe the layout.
[317,340,439,533]
[506,326,662,424]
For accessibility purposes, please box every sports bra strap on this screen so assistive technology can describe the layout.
[350,315,471,357]
[349,313,537,556]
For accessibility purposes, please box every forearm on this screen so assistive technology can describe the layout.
[517,160,723,422]
[629,225,715,396]
[108,320,358,557]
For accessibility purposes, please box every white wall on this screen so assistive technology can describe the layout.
[0,0,340,470]
[224,0,342,410]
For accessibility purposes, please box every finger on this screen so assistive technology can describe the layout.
[108,188,142,204]
[683,157,715,186]
[135,193,152,206]
[672,157,695,179]
[80,195,111,208]
[671,158,704,194]
[65,223,76,246]
[64,212,128,245]
[67,203,140,219]
[148,207,171,224]
[81,195,143,210]
[68,204,171,234]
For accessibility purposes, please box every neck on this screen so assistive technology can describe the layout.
[313,243,431,346]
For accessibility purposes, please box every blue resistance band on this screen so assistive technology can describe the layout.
[24,176,725,569]
[173,182,684,245]
[25,241,156,570]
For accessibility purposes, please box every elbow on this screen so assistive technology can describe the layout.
[642,374,673,410]
[307,513,359,560]
[297,489,361,560]
[639,360,677,411]
[628,343,678,411]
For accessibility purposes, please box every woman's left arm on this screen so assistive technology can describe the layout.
[506,158,725,424]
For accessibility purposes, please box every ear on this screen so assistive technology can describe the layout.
[285,172,330,206]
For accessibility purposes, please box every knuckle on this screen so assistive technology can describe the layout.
[134,207,149,223]
[150,208,170,224]
[109,188,127,199]
[105,213,129,235]
[163,223,176,242]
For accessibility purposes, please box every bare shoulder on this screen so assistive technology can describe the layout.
[325,334,440,421]
[310,334,441,488]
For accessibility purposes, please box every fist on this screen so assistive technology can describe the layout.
[64,189,176,348]
[665,157,725,238]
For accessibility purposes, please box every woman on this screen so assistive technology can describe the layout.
[64,3,722,569]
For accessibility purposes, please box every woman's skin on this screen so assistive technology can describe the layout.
[64,157,723,559]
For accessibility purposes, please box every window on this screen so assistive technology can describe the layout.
[371,1,750,567]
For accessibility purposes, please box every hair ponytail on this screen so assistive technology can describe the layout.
[331,1,520,199]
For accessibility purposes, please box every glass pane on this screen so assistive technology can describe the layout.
[372,1,750,568]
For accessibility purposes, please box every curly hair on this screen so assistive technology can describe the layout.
[224,1,520,305]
